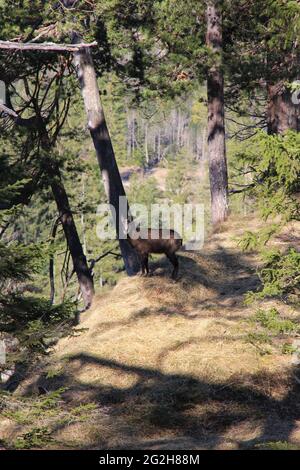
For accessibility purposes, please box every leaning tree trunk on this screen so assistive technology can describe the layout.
[73,37,139,275]
[0,99,95,309]
[206,0,229,226]
[44,156,95,309]
[49,218,59,305]
[38,121,95,310]
[50,168,94,309]
[267,82,300,135]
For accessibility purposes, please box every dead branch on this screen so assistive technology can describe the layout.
[229,183,255,194]
[0,102,43,129]
[88,251,122,270]
[0,103,18,119]
[0,40,97,52]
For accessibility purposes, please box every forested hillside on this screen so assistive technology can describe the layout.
[0,0,299,452]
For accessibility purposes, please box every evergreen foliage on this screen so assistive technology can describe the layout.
[246,249,300,305]
[237,131,300,304]
[237,131,300,224]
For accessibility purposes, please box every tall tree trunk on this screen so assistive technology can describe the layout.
[267,82,300,134]
[157,127,161,161]
[145,121,149,165]
[81,176,87,254]
[206,0,229,226]
[132,112,136,155]
[39,122,95,309]
[73,38,140,275]
[50,168,94,309]
[202,127,206,161]
[199,128,207,183]
[49,218,59,305]
[176,110,181,148]
[126,106,131,160]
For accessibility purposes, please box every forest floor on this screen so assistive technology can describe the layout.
[1,216,300,450]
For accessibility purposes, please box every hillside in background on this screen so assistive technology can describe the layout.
[1,216,299,450]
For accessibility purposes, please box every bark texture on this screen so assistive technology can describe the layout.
[267,82,300,134]
[206,1,229,226]
[39,121,95,310]
[50,169,94,309]
[73,38,140,275]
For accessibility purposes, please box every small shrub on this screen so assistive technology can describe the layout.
[13,427,52,449]
[246,332,272,345]
[281,342,298,355]
[253,308,299,335]
[245,331,272,355]
[245,248,300,305]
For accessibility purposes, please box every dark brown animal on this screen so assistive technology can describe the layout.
[127,228,182,279]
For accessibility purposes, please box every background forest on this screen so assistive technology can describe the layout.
[0,0,299,451]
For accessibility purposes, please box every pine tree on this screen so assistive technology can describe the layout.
[206,0,228,224]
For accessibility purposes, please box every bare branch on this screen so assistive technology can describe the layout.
[0,102,41,129]
[0,40,97,52]
[229,183,255,194]
[88,251,122,270]
[0,103,18,119]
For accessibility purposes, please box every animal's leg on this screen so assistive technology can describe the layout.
[144,255,149,276]
[140,254,148,276]
[138,253,145,275]
[167,253,179,279]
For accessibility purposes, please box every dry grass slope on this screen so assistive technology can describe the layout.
[1,217,300,450]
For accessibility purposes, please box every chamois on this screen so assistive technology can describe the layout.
[127,228,182,279]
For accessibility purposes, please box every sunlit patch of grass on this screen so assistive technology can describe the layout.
[253,308,299,335]
[2,217,300,449]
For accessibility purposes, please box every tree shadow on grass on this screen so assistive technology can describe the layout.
[21,353,300,450]
[2,246,261,397]
[2,245,291,449]
[149,247,259,292]
[142,247,261,316]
